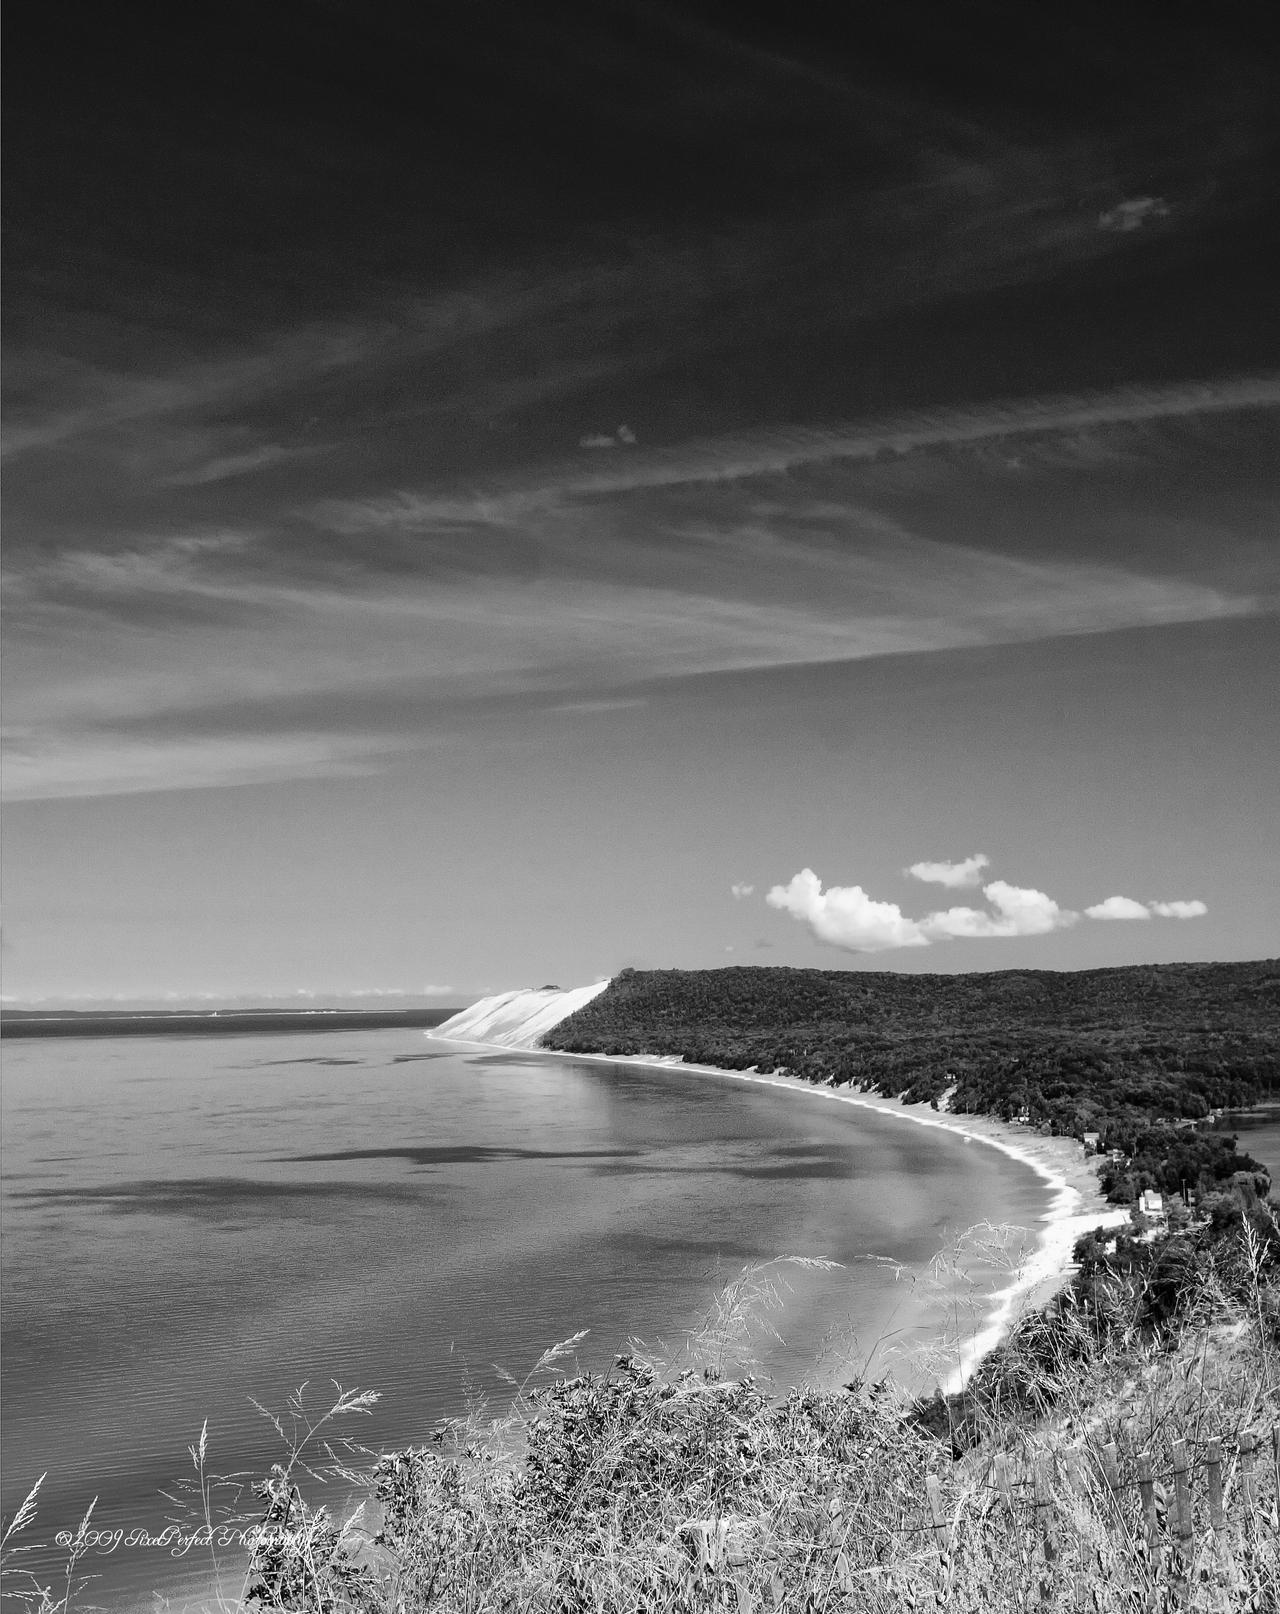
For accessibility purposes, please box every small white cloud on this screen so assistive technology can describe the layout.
[1085,895,1153,921]
[906,853,990,888]
[616,424,637,444]
[923,881,1078,941]
[767,870,930,953]
[730,882,755,899]
[1086,895,1207,920]
[1099,196,1170,233]
[1148,899,1208,919]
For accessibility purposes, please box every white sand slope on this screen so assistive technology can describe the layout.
[434,980,611,1047]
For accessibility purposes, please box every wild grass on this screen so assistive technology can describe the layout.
[4,1229,1278,1613]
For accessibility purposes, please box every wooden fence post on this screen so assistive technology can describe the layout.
[1205,1438,1225,1533]
[1238,1430,1257,1514]
[993,1451,1013,1517]
[1137,1451,1163,1573]
[1171,1438,1194,1547]
[1202,1435,1241,1614]
[1272,1426,1280,1525]
[1033,1454,1056,1564]
[1101,1441,1123,1522]
[925,1473,951,1553]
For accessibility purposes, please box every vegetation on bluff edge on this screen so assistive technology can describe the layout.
[544,962,1280,1204]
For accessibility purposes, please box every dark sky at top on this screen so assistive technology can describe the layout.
[3,1,1278,1000]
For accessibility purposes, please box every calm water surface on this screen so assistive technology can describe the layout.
[1215,1109,1280,1186]
[2,1028,1048,1610]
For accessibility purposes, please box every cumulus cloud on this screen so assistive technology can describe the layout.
[766,869,1078,953]
[906,853,990,888]
[927,881,1077,940]
[1085,895,1208,920]
[1085,895,1153,921]
[730,883,755,899]
[766,870,930,952]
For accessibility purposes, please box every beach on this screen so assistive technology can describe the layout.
[430,1030,1132,1392]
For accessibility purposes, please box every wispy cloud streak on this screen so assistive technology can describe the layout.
[545,375,1280,499]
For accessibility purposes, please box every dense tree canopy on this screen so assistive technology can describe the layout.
[543,962,1279,1202]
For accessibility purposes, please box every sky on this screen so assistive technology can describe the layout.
[3,0,1278,1006]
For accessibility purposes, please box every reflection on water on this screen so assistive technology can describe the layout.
[2,1028,1048,1611]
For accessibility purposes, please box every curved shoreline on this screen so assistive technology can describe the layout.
[429,1033,1130,1392]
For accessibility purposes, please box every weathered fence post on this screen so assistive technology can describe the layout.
[925,1473,951,1552]
[1205,1438,1225,1533]
[1169,1438,1194,1599]
[1171,1438,1194,1546]
[1033,1454,1056,1564]
[924,1472,952,1604]
[1101,1442,1123,1521]
[993,1451,1013,1516]
[1238,1430,1257,1514]
[1032,1452,1057,1606]
[1137,1450,1163,1573]
[1272,1426,1280,1525]
[1202,1435,1242,1614]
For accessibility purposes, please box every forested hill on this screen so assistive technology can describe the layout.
[543,963,1280,1197]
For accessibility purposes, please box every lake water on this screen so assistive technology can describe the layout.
[1,1026,1048,1611]
[1215,1109,1280,1188]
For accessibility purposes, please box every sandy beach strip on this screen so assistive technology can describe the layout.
[429,1033,1131,1391]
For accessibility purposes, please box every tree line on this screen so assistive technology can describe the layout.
[543,962,1280,1204]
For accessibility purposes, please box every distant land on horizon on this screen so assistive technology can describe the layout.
[0,1006,461,1039]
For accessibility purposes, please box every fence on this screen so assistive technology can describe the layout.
[912,1422,1280,1610]
[676,1422,1278,1612]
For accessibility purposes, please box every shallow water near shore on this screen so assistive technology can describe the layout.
[2,1026,1048,1612]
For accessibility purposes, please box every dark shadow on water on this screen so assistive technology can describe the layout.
[614,1233,764,1261]
[462,1053,578,1070]
[249,1056,368,1067]
[599,1142,859,1180]
[9,1177,448,1216]
[277,1145,645,1165]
